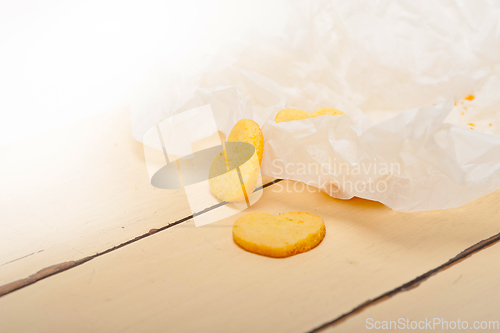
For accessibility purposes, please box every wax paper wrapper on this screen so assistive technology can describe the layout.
[131,0,500,211]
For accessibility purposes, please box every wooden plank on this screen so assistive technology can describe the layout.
[321,241,500,332]
[0,105,272,288]
[0,180,498,333]
[0,107,191,286]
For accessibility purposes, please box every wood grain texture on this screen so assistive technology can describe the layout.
[0,178,499,333]
[0,107,190,285]
[321,241,500,332]
[0,106,273,289]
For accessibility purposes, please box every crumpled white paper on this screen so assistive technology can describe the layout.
[131,0,500,211]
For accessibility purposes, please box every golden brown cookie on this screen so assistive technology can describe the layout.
[312,107,345,117]
[208,142,259,203]
[209,119,263,203]
[227,119,264,165]
[274,108,313,123]
[275,107,344,123]
[233,212,326,258]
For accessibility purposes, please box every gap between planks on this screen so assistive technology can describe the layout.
[309,231,500,332]
[0,179,283,298]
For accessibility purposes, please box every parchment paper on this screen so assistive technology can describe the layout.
[131,0,500,211]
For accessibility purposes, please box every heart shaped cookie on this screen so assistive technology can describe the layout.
[275,107,344,123]
[227,119,264,165]
[233,212,326,258]
[209,119,263,203]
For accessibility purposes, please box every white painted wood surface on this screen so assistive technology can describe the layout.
[0,107,193,286]
[1,108,499,332]
[0,106,272,287]
[323,242,500,332]
[0,177,499,332]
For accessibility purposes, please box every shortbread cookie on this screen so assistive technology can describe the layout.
[312,107,345,117]
[275,107,344,123]
[227,119,264,165]
[209,142,259,203]
[209,119,263,202]
[274,108,313,123]
[233,212,326,258]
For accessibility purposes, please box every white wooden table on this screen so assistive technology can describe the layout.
[1,107,499,332]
